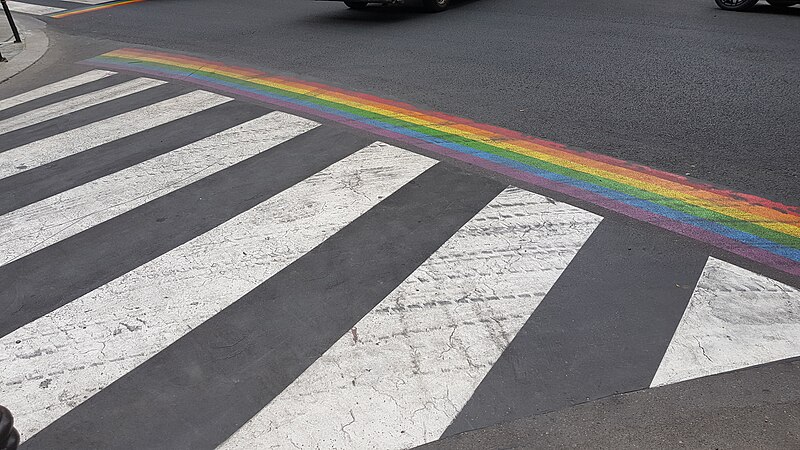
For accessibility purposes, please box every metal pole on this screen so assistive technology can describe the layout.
[1,0,22,44]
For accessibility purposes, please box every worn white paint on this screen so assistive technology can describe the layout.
[651,257,800,387]
[220,187,602,450]
[0,112,316,267]
[0,78,165,135]
[5,1,65,15]
[0,70,116,112]
[0,142,435,442]
[0,90,232,180]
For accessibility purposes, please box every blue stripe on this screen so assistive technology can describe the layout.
[91,59,800,263]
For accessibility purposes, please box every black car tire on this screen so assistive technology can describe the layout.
[714,0,760,10]
[423,0,450,12]
[344,1,368,9]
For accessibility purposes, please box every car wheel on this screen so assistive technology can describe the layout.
[344,1,368,9]
[423,0,450,12]
[714,0,760,10]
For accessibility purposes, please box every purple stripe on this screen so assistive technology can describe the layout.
[382,132,800,277]
[84,59,800,277]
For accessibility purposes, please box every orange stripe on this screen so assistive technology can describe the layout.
[51,0,144,18]
[101,48,800,229]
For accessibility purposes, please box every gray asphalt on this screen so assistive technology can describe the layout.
[43,0,800,205]
[422,356,800,449]
[2,1,799,447]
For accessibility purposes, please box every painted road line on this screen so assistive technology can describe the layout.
[0,78,165,136]
[1,143,435,443]
[5,1,64,15]
[220,187,601,449]
[444,220,708,436]
[0,70,116,112]
[0,111,316,267]
[64,0,118,4]
[86,48,800,276]
[651,257,800,387]
[49,0,144,18]
[0,91,232,180]
[0,83,186,153]
[0,126,369,339]
[0,100,264,216]
[23,164,505,450]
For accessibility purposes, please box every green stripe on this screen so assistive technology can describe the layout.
[100,56,800,249]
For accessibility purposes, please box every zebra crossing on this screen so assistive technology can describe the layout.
[0,110,315,266]
[220,187,601,449]
[5,0,138,18]
[0,90,230,179]
[5,1,65,16]
[0,78,165,135]
[1,70,799,449]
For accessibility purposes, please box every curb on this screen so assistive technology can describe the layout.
[0,15,48,84]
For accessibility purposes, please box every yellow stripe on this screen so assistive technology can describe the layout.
[52,0,143,18]
[106,51,800,238]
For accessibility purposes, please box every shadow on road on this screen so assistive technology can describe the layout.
[302,0,483,25]
[711,3,800,15]
[747,4,800,15]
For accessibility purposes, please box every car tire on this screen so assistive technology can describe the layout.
[344,1,368,9]
[714,0,760,10]
[423,0,450,12]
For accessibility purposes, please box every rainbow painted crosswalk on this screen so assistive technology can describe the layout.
[2,66,799,449]
[3,0,142,18]
[87,48,800,277]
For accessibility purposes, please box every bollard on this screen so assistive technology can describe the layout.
[0,406,19,450]
[1,0,22,43]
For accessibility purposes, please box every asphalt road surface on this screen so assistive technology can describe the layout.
[0,0,799,448]
[47,0,800,204]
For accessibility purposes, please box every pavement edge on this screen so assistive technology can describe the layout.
[420,357,800,449]
[0,15,48,84]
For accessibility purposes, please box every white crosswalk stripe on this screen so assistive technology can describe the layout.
[651,256,800,387]
[2,72,799,449]
[0,77,165,136]
[220,186,602,449]
[4,1,64,15]
[0,90,232,180]
[0,142,435,442]
[0,70,116,112]
[0,111,316,267]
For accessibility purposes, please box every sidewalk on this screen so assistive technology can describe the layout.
[0,9,48,83]
[1,4,22,60]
